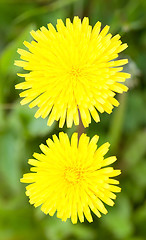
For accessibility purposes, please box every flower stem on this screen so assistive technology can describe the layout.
[78,110,85,139]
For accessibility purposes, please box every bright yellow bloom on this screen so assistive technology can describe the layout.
[15,16,130,128]
[21,132,121,224]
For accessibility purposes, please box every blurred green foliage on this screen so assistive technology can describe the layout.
[0,0,146,239]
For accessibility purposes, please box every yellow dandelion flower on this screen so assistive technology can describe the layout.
[15,16,130,128]
[21,132,121,224]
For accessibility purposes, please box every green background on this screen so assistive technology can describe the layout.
[0,0,146,239]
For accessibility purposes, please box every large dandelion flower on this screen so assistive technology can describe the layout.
[15,16,130,128]
[21,132,121,224]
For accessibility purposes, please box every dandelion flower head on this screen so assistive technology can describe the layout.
[21,132,121,224]
[15,16,130,128]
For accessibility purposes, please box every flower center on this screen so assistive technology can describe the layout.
[69,67,81,79]
[64,168,83,184]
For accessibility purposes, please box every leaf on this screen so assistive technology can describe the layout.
[123,130,146,167]
[14,0,78,24]
[14,104,56,137]
[124,91,146,133]
[0,24,35,76]
[131,160,146,187]
[28,116,56,137]
[0,131,22,192]
[102,193,133,239]
[108,93,127,153]
[42,216,96,240]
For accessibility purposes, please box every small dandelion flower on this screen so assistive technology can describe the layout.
[21,132,121,224]
[15,16,130,128]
